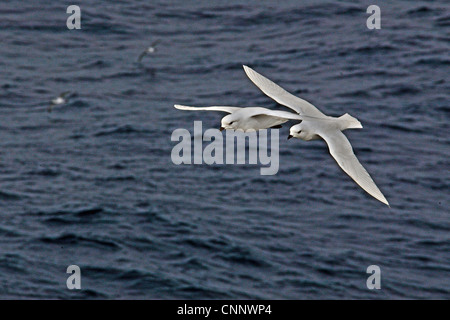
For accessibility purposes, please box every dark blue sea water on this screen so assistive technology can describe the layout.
[0,0,448,299]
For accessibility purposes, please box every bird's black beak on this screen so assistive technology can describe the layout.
[287,135,293,140]
[219,127,225,132]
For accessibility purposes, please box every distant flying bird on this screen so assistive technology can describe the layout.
[243,65,389,206]
[48,91,70,112]
[137,40,159,62]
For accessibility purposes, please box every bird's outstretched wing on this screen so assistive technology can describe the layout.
[137,51,147,62]
[174,104,241,113]
[250,109,304,121]
[317,129,389,206]
[243,65,326,118]
[244,109,303,129]
[59,91,70,98]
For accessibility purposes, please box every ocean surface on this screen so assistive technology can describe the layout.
[0,0,448,299]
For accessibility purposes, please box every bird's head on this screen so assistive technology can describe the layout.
[220,114,239,131]
[288,123,303,140]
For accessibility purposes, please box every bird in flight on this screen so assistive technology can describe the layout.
[243,65,389,206]
[174,104,306,132]
[137,40,159,63]
[48,91,70,113]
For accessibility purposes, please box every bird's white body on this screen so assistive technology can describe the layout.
[51,97,65,105]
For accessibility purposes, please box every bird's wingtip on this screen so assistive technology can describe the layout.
[174,104,191,110]
[381,197,390,207]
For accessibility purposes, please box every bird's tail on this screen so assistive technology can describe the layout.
[339,113,362,130]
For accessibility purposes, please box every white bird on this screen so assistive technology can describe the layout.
[174,104,305,132]
[48,91,70,112]
[137,40,159,62]
[243,65,389,206]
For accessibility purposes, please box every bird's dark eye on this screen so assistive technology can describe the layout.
[229,121,235,125]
